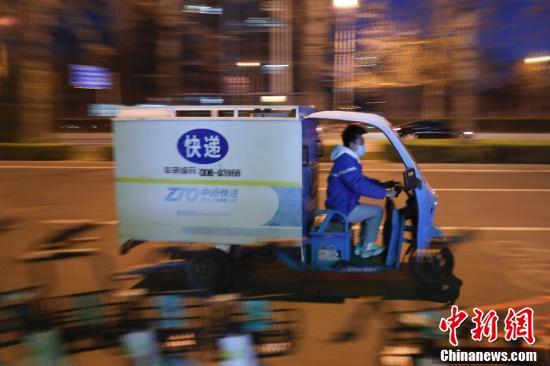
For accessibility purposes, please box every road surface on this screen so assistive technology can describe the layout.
[1,161,548,365]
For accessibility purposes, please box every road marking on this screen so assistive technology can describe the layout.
[318,187,550,192]
[435,188,550,192]
[441,226,550,231]
[0,165,112,170]
[319,168,550,173]
[37,220,550,232]
[425,169,550,173]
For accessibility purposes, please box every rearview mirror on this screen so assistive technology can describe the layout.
[403,167,421,191]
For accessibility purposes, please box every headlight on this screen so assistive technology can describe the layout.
[430,186,438,205]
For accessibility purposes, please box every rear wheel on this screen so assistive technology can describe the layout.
[409,246,454,284]
[185,249,231,292]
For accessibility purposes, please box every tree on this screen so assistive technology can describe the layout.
[516,60,550,116]
[347,0,480,127]
[349,1,452,117]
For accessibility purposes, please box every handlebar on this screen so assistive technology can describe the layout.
[383,181,410,199]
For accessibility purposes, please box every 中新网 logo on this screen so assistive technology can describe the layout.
[178,129,229,164]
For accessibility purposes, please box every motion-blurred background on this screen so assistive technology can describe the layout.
[0,0,548,142]
[0,1,549,365]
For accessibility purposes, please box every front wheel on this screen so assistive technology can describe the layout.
[185,249,231,292]
[409,246,454,284]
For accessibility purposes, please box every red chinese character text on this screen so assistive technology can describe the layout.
[439,305,469,346]
[471,308,499,343]
[504,307,535,345]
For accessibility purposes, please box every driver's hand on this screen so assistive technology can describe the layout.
[383,180,399,189]
[385,188,397,198]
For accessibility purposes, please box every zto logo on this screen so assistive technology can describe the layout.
[177,129,229,164]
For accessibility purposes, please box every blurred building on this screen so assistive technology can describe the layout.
[0,6,17,141]
[333,1,358,109]
[0,0,337,141]
[0,0,547,142]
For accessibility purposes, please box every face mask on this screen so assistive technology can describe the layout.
[356,145,366,157]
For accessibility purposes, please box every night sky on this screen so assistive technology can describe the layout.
[388,0,550,63]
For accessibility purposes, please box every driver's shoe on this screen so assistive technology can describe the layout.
[354,243,365,257]
[360,242,385,258]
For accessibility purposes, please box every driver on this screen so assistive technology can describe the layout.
[325,125,397,258]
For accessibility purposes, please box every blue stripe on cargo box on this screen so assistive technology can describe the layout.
[263,187,302,227]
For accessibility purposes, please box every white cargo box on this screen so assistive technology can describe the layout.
[113,105,318,250]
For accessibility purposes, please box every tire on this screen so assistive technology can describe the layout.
[409,246,454,284]
[185,249,231,292]
[209,248,233,291]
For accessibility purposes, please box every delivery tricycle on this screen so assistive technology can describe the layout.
[113,105,454,291]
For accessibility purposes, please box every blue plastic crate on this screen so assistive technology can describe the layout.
[310,233,351,267]
[309,210,352,267]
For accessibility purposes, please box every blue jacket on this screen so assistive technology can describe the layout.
[325,146,386,215]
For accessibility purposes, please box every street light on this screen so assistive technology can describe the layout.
[236,62,261,67]
[333,0,359,8]
[524,56,550,64]
[0,16,16,27]
[261,95,287,103]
